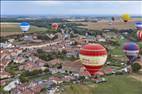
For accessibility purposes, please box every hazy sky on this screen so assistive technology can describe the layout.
[1,1,142,16]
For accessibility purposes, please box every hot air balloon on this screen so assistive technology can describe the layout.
[20,22,30,32]
[135,22,142,30]
[112,17,115,21]
[79,43,108,75]
[121,14,130,22]
[123,42,139,63]
[52,23,59,30]
[137,30,142,40]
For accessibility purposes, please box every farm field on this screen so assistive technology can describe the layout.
[69,18,142,30]
[0,22,48,36]
[62,75,142,94]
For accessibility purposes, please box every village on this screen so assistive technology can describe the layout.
[1,24,142,94]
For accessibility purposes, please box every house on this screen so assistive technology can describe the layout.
[97,38,106,42]
[8,39,15,43]
[46,59,61,67]
[0,79,9,86]
[120,67,129,73]
[19,61,45,71]
[13,57,25,64]
[63,75,75,82]
[62,60,83,73]
[4,79,20,91]
[96,35,106,42]
[79,67,91,76]
[0,71,11,79]
[103,29,111,32]
[49,76,63,84]
[31,39,42,43]
[30,84,44,93]
[65,48,80,58]
[49,68,64,74]
[0,42,15,48]
[103,68,115,75]
[22,35,33,41]
[85,38,96,43]
[11,82,44,94]
[96,71,105,76]
[47,34,56,39]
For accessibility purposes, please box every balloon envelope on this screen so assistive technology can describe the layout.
[20,22,30,32]
[79,44,107,75]
[123,42,139,62]
[52,23,59,30]
[137,30,142,41]
[135,22,142,30]
[121,14,130,22]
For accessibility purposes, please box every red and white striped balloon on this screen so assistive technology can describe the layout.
[137,30,142,41]
[79,43,107,75]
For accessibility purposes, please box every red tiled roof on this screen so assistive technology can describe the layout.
[47,59,61,66]
[49,76,62,81]
[62,60,83,72]
[0,71,11,76]
[22,89,34,94]
[31,84,44,93]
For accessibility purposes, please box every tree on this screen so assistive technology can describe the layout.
[37,49,44,53]
[44,64,49,67]
[69,71,72,74]
[79,76,85,81]
[44,68,49,72]
[57,64,62,69]
[62,50,67,54]
[19,76,29,83]
[131,63,141,73]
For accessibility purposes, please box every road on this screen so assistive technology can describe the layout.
[20,41,61,49]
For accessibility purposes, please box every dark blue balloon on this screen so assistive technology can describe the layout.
[123,42,139,51]
[135,22,142,30]
[123,42,139,62]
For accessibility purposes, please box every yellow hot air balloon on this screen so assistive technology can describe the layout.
[121,14,130,22]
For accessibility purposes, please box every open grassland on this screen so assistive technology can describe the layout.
[0,22,47,36]
[62,75,142,94]
[69,18,142,30]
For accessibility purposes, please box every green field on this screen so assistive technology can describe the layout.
[1,25,47,32]
[1,22,48,36]
[62,75,142,94]
[1,23,47,32]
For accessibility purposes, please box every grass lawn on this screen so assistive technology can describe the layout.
[138,42,142,48]
[62,75,142,94]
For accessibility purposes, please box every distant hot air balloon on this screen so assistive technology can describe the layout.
[137,30,142,41]
[79,44,108,75]
[123,42,139,63]
[52,23,59,30]
[20,22,30,32]
[112,17,115,21]
[121,14,130,22]
[135,22,142,30]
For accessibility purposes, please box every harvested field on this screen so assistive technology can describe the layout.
[69,18,142,30]
[0,22,47,37]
